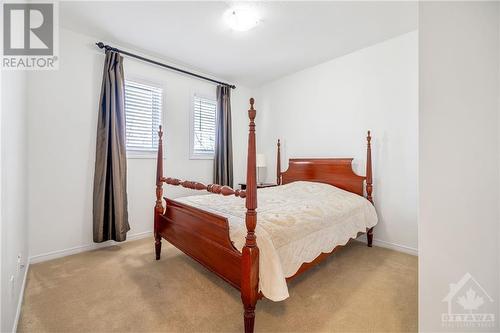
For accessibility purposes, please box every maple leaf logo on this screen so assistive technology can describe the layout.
[457,288,484,312]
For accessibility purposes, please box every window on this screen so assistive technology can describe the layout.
[124,81,163,155]
[191,95,217,158]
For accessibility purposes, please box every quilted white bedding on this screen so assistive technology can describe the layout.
[175,181,377,301]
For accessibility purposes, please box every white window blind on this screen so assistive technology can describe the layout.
[124,81,163,152]
[192,96,217,156]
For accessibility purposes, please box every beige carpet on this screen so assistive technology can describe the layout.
[18,238,417,332]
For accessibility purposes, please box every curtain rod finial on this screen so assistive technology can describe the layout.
[96,42,105,49]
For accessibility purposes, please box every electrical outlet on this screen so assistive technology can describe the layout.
[17,254,22,275]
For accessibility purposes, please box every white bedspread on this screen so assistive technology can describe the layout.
[175,181,377,301]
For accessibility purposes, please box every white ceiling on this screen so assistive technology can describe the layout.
[60,1,417,87]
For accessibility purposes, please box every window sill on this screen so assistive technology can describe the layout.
[127,151,158,159]
[190,154,214,160]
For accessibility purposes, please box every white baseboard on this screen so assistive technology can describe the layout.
[12,261,30,333]
[355,236,418,256]
[29,231,153,264]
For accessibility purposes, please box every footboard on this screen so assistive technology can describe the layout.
[158,199,242,289]
[155,99,260,333]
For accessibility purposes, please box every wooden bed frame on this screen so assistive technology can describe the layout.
[154,98,373,333]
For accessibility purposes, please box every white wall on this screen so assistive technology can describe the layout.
[0,65,2,333]
[253,31,418,254]
[419,2,500,331]
[1,70,29,332]
[27,28,252,261]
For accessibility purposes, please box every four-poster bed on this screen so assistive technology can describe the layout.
[153,98,375,333]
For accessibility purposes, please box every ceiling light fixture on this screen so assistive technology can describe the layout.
[223,6,260,32]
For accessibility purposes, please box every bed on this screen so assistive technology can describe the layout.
[154,98,376,332]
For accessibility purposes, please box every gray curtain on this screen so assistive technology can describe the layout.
[213,85,234,187]
[93,51,130,242]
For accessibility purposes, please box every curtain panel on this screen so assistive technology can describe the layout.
[213,85,234,187]
[93,51,130,242]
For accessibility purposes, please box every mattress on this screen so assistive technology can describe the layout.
[175,181,378,301]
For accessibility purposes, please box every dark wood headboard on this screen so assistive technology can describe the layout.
[276,132,373,201]
[280,158,365,196]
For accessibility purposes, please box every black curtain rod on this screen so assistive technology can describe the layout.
[95,42,236,89]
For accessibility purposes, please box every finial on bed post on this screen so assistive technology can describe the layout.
[276,139,281,185]
[154,125,164,259]
[241,98,259,333]
[366,130,374,247]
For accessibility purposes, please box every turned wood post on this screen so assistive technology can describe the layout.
[154,125,164,259]
[241,98,259,333]
[366,130,373,204]
[276,139,281,185]
[366,130,374,247]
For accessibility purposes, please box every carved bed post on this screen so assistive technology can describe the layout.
[241,98,259,333]
[154,125,164,259]
[366,130,374,247]
[276,139,281,185]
